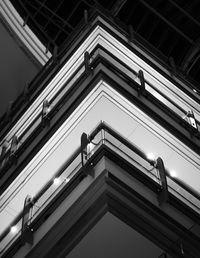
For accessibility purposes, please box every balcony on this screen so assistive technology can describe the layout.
[0,122,200,257]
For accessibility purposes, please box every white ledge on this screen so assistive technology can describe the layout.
[0,0,51,66]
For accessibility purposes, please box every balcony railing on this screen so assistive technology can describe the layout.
[0,122,200,256]
[1,46,200,177]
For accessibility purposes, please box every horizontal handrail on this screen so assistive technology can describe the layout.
[0,121,200,256]
[1,45,200,176]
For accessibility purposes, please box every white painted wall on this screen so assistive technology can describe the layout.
[0,19,39,117]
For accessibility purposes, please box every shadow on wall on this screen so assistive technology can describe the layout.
[67,213,164,258]
[0,19,40,117]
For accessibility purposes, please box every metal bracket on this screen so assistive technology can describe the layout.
[156,157,168,205]
[81,132,89,167]
[138,70,146,96]
[10,135,18,163]
[21,195,34,245]
[10,135,18,155]
[186,111,198,130]
[81,133,94,176]
[0,140,9,170]
[84,51,93,75]
[42,100,51,126]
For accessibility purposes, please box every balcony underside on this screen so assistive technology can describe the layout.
[4,149,200,258]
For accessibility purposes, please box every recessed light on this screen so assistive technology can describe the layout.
[170,170,176,177]
[65,177,70,183]
[147,153,155,160]
[88,142,95,152]
[53,177,61,185]
[10,225,18,234]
